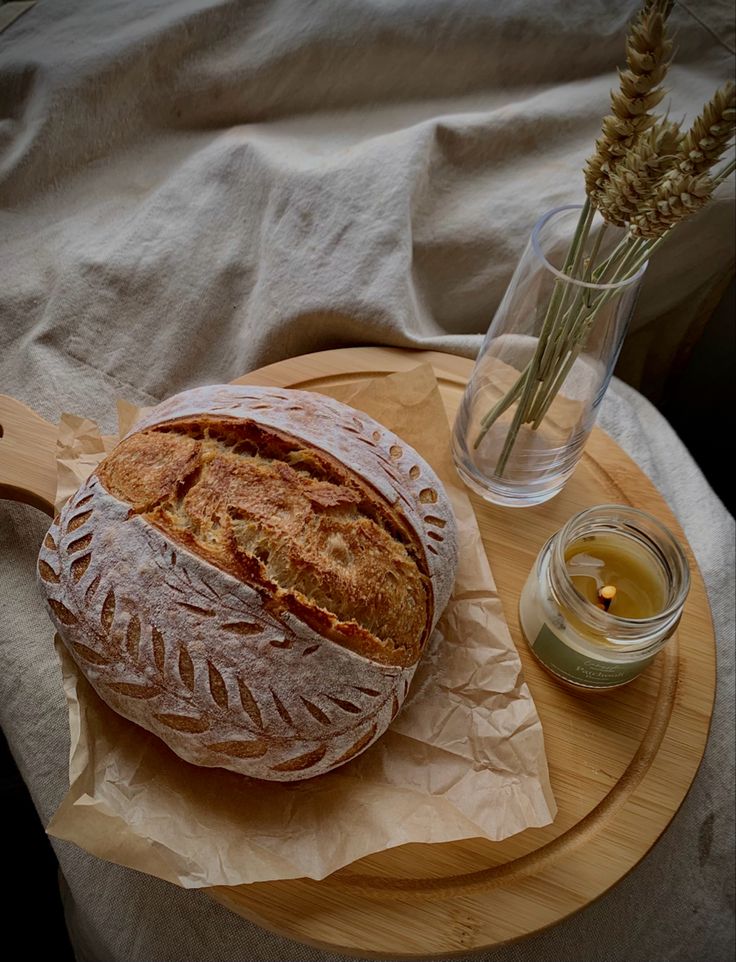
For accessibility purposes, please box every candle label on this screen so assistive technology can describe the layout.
[531,623,654,688]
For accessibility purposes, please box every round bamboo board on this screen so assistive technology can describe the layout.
[216,348,715,956]
[0,347,716,958]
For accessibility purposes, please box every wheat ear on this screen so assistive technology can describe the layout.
[674,81,736,177]
[630,83,736,238]
[630,172,714,238]
[585,0,672,204]
[596,119,681,227]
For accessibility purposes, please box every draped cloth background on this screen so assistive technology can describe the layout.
[1,1,733,960]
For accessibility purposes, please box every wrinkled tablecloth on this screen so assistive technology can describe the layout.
[1,1,734,960]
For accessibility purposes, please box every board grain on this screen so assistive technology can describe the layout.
[0,347,716,958]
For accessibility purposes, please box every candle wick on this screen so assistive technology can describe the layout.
[598,585,617,612]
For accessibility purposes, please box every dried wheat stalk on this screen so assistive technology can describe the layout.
[475,1,735,472]
[630,82,736,237]
[630,171,714,238]
[585,0,673,205]
[676,80,736,177]
[596,119,681,227]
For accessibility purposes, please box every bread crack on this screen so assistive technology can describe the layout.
[97,414,432,666]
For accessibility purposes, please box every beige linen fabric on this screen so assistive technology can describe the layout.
[0,1,734,960]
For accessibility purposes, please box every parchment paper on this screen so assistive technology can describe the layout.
[47,364,556,887]
[54,401,152,512]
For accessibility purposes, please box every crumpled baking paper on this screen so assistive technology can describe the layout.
[54,400,152,512]
[47,364,556,887]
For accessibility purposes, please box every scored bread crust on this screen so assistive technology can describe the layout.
[38,385,458,780]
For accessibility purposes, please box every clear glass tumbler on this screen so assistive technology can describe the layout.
[452,205,647,507]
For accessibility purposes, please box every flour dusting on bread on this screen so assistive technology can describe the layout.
[38,386,458,780]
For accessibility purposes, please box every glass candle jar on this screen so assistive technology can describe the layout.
[519,505,690,690]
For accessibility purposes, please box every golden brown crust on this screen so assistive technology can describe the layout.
[98,415,431,667]
[98,431,201,512]
[41,385,459,781]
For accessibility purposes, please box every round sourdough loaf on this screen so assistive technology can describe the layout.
[38,385,458,780]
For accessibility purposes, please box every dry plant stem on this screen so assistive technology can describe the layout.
[473,199,593,454]
[535,222,610,396]
[536,203,596,382]
[531,248,636,419]
[585,224,608,286]
[530,309,602,429]
[488,201,595,473]
[528,235,647,426]
[624,232,665,278]
[530,235,657,428]
[477,374,526,431]
[714,158,736,186]
[472,2,734,478]
[482,224,650,454]
[526,230,641,425]
[591,235,633,283]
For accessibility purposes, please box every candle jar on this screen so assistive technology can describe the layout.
[519,505,690,690]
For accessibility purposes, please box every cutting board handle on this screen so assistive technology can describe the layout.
[0,394,57,516]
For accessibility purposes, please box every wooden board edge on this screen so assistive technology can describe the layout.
[202,347,718,954]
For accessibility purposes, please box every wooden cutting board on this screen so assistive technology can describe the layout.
[0,347,716,958]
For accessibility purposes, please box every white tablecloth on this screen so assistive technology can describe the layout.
[1,2,734,959]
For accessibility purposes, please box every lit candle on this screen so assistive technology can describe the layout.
[519,505,690,690]
[565,536,667,618]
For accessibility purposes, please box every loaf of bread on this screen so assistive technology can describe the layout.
[38,385,458,780]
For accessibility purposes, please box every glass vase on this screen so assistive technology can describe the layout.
[452,204,647,507]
